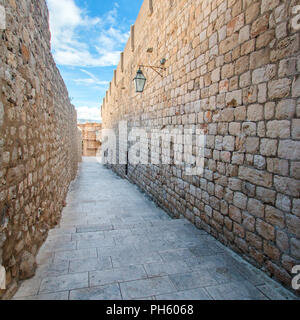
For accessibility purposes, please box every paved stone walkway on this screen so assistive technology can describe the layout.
[13,158,298,300]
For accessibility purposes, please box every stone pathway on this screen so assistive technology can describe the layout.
[13,158,298,300]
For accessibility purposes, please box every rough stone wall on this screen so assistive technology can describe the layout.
[0,0,79,299]
[77,129,83,163]
[102,0,300,292]
[78,123,102,157]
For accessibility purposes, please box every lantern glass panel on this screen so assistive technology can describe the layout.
[134,69,146,92]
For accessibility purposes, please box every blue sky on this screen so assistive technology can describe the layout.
[46,0,143,122]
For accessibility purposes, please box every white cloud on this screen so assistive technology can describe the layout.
[76,106,102,121]
[98,27,129,51]
[74,69,109,86]
[74,78,109,86]
[47,0,129,67]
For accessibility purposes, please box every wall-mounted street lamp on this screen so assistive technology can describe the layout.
[133,59,166,93]
[133,69,147,93]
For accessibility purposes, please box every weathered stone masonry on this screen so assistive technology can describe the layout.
[78,123,102,157]
[102,0,300,292]
[0,0,81,299]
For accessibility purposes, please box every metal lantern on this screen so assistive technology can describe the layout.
[133,69,147,93]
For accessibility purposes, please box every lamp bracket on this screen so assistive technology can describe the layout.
[139,64,166,77]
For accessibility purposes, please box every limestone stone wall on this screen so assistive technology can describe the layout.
[0,0,80,299]
[102,0,300,291]
[77,129,83,163]
[78,123,102,157]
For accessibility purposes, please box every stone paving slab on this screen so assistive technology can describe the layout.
[54,248,97,262]
[35,260,70,278]
[14,278,42,298]
[120,276,176,300]
[156,288,212,300]
[71,231,106,241]
[69,257,112,273]
[13,158,299,300]
[70,284,122,300]
[39,272,88,294]
[77,238,116,249]
[89,265,147,287]
[111,251,163,268]
[205,281,268,300]
[76,225,113,233]
[169,271,219,291]
[14,291,69,300]
[144,261,191,277]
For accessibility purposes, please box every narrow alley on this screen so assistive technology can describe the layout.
[13,158,297,300]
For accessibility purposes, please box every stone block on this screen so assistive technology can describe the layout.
[260,139,277,157]
[275,99,296,119]
[235,56,249,75]
[267,159,289,176]
[274,175,300,198]
[256,30,275,49]
[220,33,239,55]
[268,79,291,99]
[270,35,299,62]
[239,25,250,44]
[242,212,255,232]
[266,120,290,139]
[264,241,280,261]
[278,141,300,160]
[291,238,300,259]
[247,198,264,218]
[233,192,248,210]
[261,0,280,13]
[292,199,300,217]
[286,214,300,237]
[290,162,300,180]
[292,75,300,98]
[246,232,262,250]
[256,219,275,241]
[276,193,291,212]
[247,104,263,121]
[292,119,300,139]
[229,122,241,136]
[238,166,273,188]
[250,48,271,69]
[253,155,266,170]
[229,205,242,223]
[251,14,269,38]
[275,22,287,40]
[276,231,289,253]
[256,187,276,205]
[245,137,259,153]
[223,136,235,151]
[278,58,297,77]
[245,2,260,24]
[227,13,244,36]
[264,102,275,120]
[252,64,276,84]
[242,122,256,136]
[265,206,285,228]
